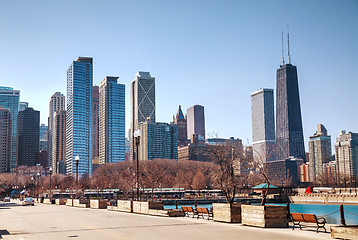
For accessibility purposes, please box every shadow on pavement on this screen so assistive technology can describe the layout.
[0,229,10,238]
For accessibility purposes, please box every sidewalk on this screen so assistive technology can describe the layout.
[0,200,333,240]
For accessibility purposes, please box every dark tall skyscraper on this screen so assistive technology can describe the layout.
[276,60,305,161]
[16,107,40,166]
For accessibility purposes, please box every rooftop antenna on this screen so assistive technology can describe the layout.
[281,32,285,65]
[287,24,291,64]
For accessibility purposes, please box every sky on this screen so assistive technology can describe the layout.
[0,0,357,151]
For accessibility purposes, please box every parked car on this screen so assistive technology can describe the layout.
[22,197,35,206]
[4,197,11,202]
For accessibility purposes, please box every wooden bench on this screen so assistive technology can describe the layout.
[182,206,197,218]
[291,213,327,233]
[196,207,213,220]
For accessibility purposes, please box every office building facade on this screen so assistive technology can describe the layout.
[138,119,178,160]
[0,107,11,172]
[0,86,20,170]
[99,76,125,164]
[251,88,276,162]
[52,110,66,174]
[276,63,305,162]
[335,130,358,181]
[48,92,65,170]
[92,86,99,164]
[130,72,155,160]
[66,57,93,176]
[16,107,40,166]
[187,105,205,140]
[308,124,332,182]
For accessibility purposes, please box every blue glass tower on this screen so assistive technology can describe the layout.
[0,86,20,171]
[99,76,125,163]
[66,57,93,176]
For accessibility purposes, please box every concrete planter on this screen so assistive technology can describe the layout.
[241,205,288,228]
[90,199,108,209]
[43,198,52,204]
[66,199,73,206]
[55,199,66,205]
[133,201,164,215]
[331,225,358,239]
[213,203,241,223]
[117,200,133,212]
[73,199,80,207]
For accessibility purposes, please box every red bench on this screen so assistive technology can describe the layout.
[291,213,327,233]
[196,207,213,220]
[182,206,197,218]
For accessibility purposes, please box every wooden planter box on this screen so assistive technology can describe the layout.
[66,199,73,206]
[55,199,66,205]
[241,205,288,228]
[90,199,108,209]
[117,200,133,212]
[213,203,241,223]
[331,225,358,239]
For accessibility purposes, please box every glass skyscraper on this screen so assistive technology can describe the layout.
[66,57,93,176]
[0,86,20,171]
[99,76,125,164]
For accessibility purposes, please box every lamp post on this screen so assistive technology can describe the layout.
[49,167,53,191]
[75,156,80,185]
[134,129,141,201]
[37,172,40,198]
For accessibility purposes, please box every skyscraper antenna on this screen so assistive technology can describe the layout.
[287,25,291,64]
[281,32,285,65]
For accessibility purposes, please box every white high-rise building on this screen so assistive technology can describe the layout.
[251,88,276,162]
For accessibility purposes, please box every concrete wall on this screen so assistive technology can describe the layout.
[289,194,358,205]
[117,200,133,212]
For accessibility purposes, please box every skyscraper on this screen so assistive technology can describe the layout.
[39,124,48,151]
[130,71,155,160]
[19,102,28,111]
[187,105,205,140]
[308,124,332,182]
[92,86,99,164]
[275,41,305,162]
[0,86,20,170]
[335,130,358,182]
[0,107,11,172]
[138,118,178,160]
[251,88,276,162]
[173,105,187,146]
[52,110,66,174]
[99,76,125,164]
[16,107,40,166]
[48,92,65,169]
[66,57,93,176]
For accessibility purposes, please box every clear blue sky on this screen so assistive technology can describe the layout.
[0,0,357,151]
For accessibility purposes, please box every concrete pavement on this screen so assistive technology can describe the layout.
[0,200,332,240]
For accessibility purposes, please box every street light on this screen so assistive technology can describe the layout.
[36,172,40,198]
[134,129,141,201]
[75,156,80,185]
[49,167,53,191]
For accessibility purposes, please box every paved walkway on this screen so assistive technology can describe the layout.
[0,200,332,240]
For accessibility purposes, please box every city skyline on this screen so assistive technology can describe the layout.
[0,1,357,152]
